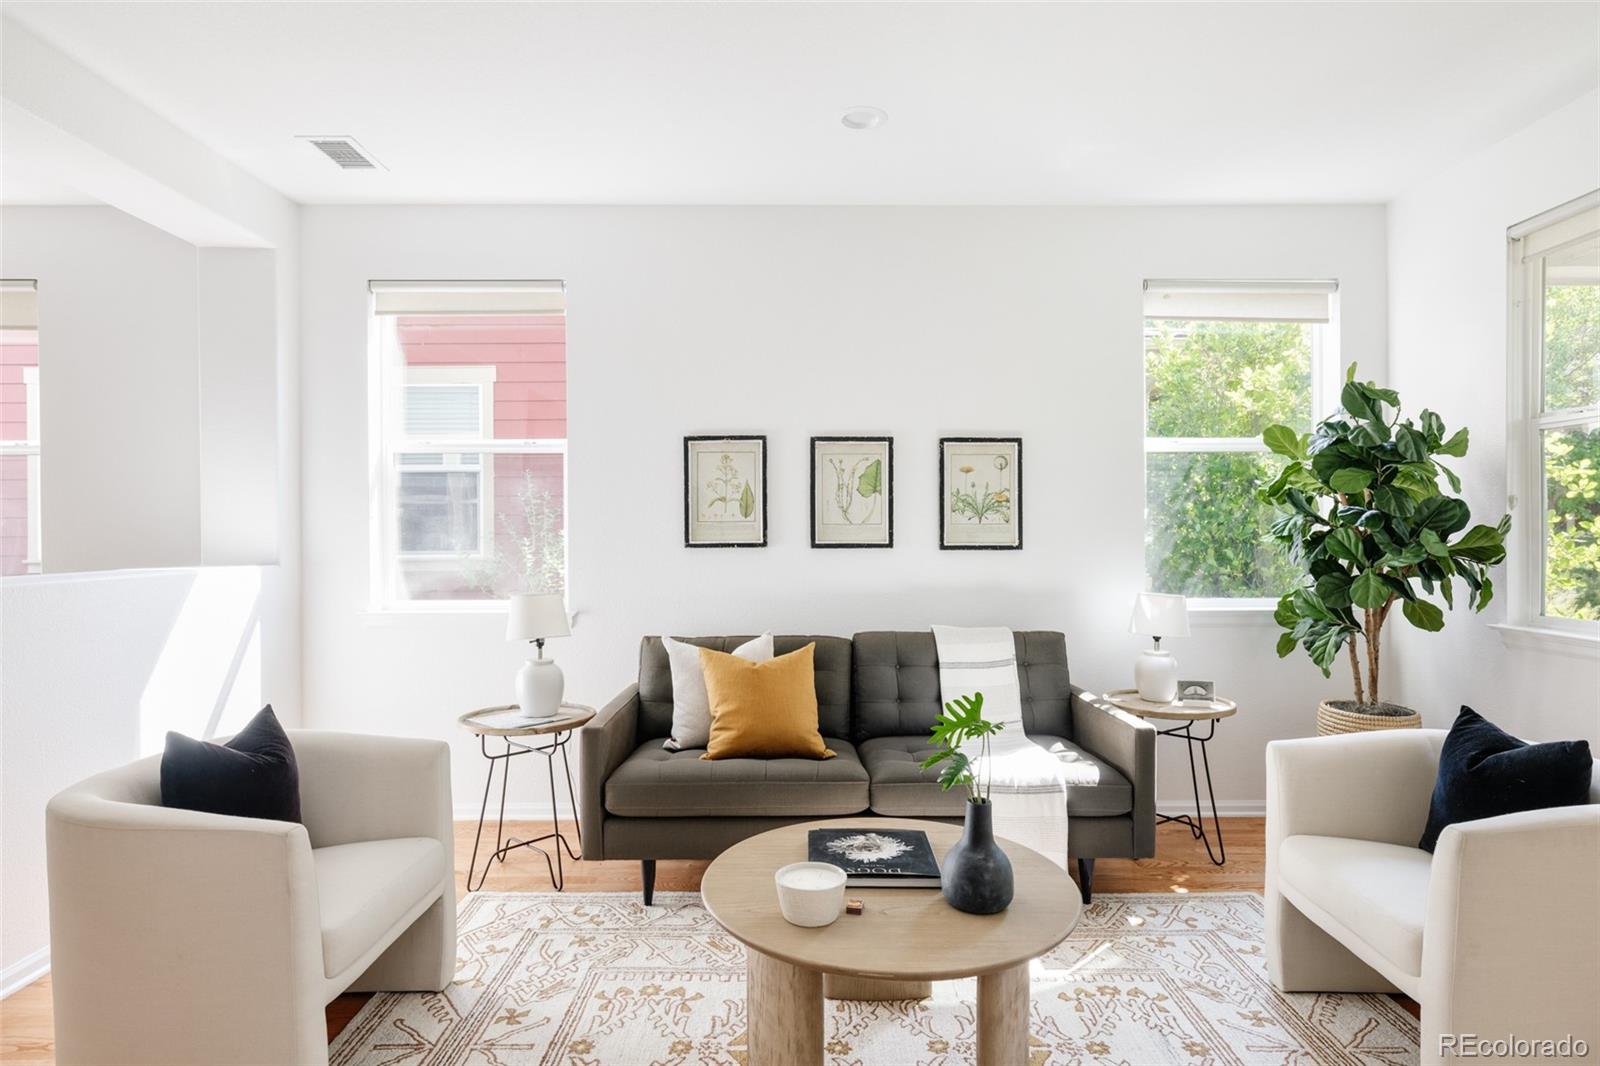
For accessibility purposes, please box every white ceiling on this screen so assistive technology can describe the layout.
[4,1,1597,206]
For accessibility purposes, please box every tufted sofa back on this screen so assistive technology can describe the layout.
[634,631,1071,745]
[850,630,1073,742]
[637,635,854,741]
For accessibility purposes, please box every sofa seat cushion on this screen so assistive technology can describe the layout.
[313,837,446,979]
[859,735,1133,817]
[606,738,868,817]
[1277,834,1432,981]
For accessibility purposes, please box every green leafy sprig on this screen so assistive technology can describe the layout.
[918,692,1006,805]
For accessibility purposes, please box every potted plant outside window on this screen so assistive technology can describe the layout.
[1259,366,1508,734]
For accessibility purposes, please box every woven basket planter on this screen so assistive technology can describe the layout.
[1317,700,1422,735]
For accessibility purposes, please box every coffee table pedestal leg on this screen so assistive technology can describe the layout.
[747,948,822,1065]
[823,974,933,1001]
[976,961,1030,1066]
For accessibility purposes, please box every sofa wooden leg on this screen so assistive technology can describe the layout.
[641,859,657,905]
[1076,858,1094,905]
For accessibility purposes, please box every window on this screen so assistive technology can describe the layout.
[1,281,40,577]
[1143,280,1340,602]
[371,282,566,605]
[1508,193,1600,631]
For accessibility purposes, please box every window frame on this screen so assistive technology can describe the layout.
[369,309,567,611]
[1141,292,1341,609]
[1505,190,1600,639]
[0,363,42,574]
[22,365,39,572]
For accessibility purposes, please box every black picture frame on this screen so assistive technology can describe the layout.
[809,436,894,549]
[938,436,1023,550]
[683,435,768,548]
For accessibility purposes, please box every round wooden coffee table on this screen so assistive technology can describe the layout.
[701,817,1080,1066]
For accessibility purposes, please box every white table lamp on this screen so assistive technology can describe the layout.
[506,593,571,720]
[1129,592,1190,703]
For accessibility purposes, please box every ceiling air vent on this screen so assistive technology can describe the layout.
[298,135,383,171]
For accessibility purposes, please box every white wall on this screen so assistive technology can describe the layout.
[198,247,280,564]
[0,207,301,994]
[0,567,271,993]
[1,207,202,571]
[0,207,285,571]
[299,204,1388,816]
[1388,90,1600,743]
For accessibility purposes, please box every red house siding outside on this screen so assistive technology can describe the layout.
[398,314,566,599]
[0,330,39,577]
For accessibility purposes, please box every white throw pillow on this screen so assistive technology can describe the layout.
[661,633,774,751]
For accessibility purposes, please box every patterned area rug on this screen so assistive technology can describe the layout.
[330,891,1418,1065]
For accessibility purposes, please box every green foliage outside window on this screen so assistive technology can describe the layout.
[1542,284,1600,621]
[1144,320,1313,597]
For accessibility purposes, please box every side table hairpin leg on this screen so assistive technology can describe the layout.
[1154,718,1226,866]
[465,730,582,892]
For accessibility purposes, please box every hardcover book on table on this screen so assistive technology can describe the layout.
[806,828,942,887]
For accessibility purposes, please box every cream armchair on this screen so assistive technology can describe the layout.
[46,732,457,1066]
[1266,730,1599,1066]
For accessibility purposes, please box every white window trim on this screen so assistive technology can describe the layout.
[1504,190,1600,642]
[369,312,567,610]
[22,365,39,572]
[1142,297,1340,606]
[0,365,41,574]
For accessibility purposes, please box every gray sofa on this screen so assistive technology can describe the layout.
[578,631,1155,904]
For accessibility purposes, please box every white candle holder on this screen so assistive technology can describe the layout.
[774,861,846,927]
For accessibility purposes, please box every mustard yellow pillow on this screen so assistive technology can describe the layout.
[699,643,835,761]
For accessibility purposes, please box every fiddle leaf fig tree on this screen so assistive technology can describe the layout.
[1259,365,1509,706]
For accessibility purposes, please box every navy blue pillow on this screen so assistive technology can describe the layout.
[161,705,301,823]
[1419,706,1592,852]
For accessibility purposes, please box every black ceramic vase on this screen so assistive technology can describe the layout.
[941,798,1014,914]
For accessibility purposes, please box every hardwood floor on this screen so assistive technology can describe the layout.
[8,816,1384,1064]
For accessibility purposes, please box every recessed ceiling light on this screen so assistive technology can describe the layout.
[840,106,888,131]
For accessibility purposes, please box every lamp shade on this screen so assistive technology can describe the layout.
[1129,592,1190,638]
[506,593,571,642]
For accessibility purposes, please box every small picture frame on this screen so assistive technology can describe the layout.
[940,437,1022,550]
[811,436,893,548]
[1177,680,1215,702]
[684,436,767,547]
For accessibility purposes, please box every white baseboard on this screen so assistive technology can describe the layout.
[1,946,50,1000]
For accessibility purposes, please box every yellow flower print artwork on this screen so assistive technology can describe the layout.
[941,438,1022,549]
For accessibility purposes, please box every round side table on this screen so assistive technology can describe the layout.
[1102,689,1237,866]
[457,703,594,891]
[701,817,1079,1066]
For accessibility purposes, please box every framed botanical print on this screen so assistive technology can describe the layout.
[684,436,767,547]
[810,436,893,548]
[940,437,1022,549]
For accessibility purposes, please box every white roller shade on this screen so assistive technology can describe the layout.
[1515,203,1600,263]
[1143,279,1337,323]
[371,280,565,316]
[0,280,39,329]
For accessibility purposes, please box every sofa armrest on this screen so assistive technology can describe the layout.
[1421,804,1600,1055]
[1265,730,1443,850]
[291,731,454,852]
[1070,686,1157,855]
[578,684,640,859]
[46,784,326,1063]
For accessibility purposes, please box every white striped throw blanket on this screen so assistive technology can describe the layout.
[931,625,1070,869]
